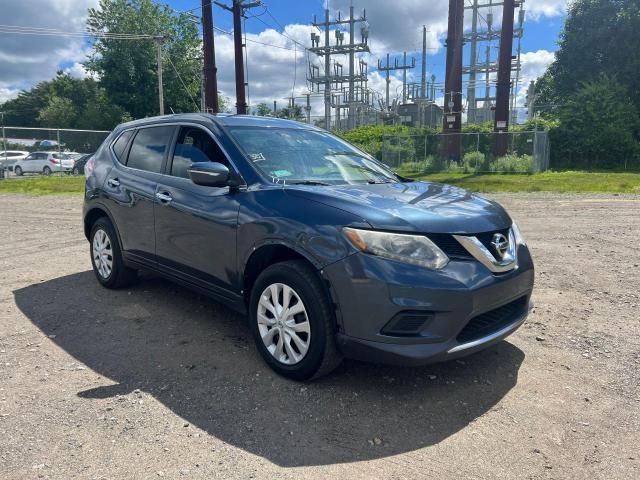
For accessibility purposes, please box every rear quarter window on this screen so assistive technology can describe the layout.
[111,130,135,164]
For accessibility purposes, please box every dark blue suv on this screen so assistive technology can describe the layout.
[83,114,534,380]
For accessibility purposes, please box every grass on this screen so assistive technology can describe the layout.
[412,171,640,194]
[1,171,640,195]
[0,175,85,195]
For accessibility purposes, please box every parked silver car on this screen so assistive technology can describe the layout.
[0,150,30,171]
[13,152,77,176]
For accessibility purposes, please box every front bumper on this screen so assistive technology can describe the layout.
[323,245,534,366]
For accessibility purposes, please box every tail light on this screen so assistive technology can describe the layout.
[84,156,96,179]
[50,158,59,165]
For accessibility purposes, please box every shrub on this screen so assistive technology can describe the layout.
[491,154,534,173]
[463,151,486,172]
[397,156,437,176]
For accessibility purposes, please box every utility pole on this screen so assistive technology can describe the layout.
[216,0,261,114]
[467,0,479,123]
[442,0,464,161]
[377,53,415,107]
[421,26,428,99]
[201,0,219,113]
[305,93,312,123]
[156,37,165,116]
[309,8,369,130]
[378,53,393,110]
[463,1,525,125]
[526,80,536,120]
[494,0,516,156]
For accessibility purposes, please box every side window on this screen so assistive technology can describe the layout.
[126,126,174,173]
[170,127,228,179]
[112,130,134,164]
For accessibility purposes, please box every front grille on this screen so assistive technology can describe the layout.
[381,311,434,337]
[428,227,511,262]
[456,296,528,344]
[428,234,473,259]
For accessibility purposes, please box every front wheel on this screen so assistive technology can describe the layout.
[249,260,342,381]
[42,166,51,176]
[14,166,23,176]
[90,218,137,289]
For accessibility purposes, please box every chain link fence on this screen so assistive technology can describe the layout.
[380,131,550,175]
[1,127,110,178]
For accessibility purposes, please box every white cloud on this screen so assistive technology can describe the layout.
[520,49,555,84]
[0,0,98,94]
[0,84,19,104]
[515,49,555,117]
[64,61,97,80]
[527,0,568,20]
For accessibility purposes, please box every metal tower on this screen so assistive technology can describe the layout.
[308,7,370,129]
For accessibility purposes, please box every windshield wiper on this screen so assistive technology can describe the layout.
[290,180,331,186]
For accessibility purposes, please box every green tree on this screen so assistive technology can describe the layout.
[254,102,272,116]
[0,81,53,127]
[85,0,201,119]
[37,96,78,128]
[277,105,305,121]
[551,75,640,169]
[544,0,640,111]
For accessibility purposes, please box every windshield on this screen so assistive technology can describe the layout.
[228,127,398,185]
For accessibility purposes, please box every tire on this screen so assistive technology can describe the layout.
[249,260,342,381]
[89,217,137,289]
[72,167,80,176]
[43,166,51,176]
[14,166,22,176]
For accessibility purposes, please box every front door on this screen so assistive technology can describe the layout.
[154,125,241,298]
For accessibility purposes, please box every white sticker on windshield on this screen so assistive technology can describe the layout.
[249,152,265,161]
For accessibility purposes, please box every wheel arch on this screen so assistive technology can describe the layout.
[241,241,344,332]
[84,205,118,242]
[242,243,318,297]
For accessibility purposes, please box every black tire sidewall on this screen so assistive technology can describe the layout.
[249,263,329,381]
[15,167,22,176]
[73,168,79,175]
[43,167,51,176]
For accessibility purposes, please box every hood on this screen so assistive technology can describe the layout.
[285,181,512,234]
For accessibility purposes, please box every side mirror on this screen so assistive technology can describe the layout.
[188,162,232,187]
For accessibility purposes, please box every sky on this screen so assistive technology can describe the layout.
[0,0,568,119]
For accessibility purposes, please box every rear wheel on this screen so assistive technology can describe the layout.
[90,218,137,289]
[42,166,51,176]
[14,166,22,176]
[72,167,80,176]
[249,260,342,381]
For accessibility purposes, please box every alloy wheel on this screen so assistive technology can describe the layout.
[92,229,113,279]
[257,283,311,365]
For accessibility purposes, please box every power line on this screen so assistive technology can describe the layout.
[0,24,160,40]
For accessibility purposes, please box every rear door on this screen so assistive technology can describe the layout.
[153,124,242,297]
[102,125,176,265]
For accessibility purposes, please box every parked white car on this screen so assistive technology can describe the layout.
[0,150,30,171]
[13,152,76,176]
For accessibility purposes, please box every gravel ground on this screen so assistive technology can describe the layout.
[0,192,638,480]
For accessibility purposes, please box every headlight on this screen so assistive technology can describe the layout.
[343,228,449,270]
[512,222,526,246]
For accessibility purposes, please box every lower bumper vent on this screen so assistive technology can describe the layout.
[381,311,434,337]
[456,296,528,344]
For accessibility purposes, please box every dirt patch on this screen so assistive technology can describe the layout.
[0,192,638,479]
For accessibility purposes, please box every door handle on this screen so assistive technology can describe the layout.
[107,178,120,188]
[155,191,173,203]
